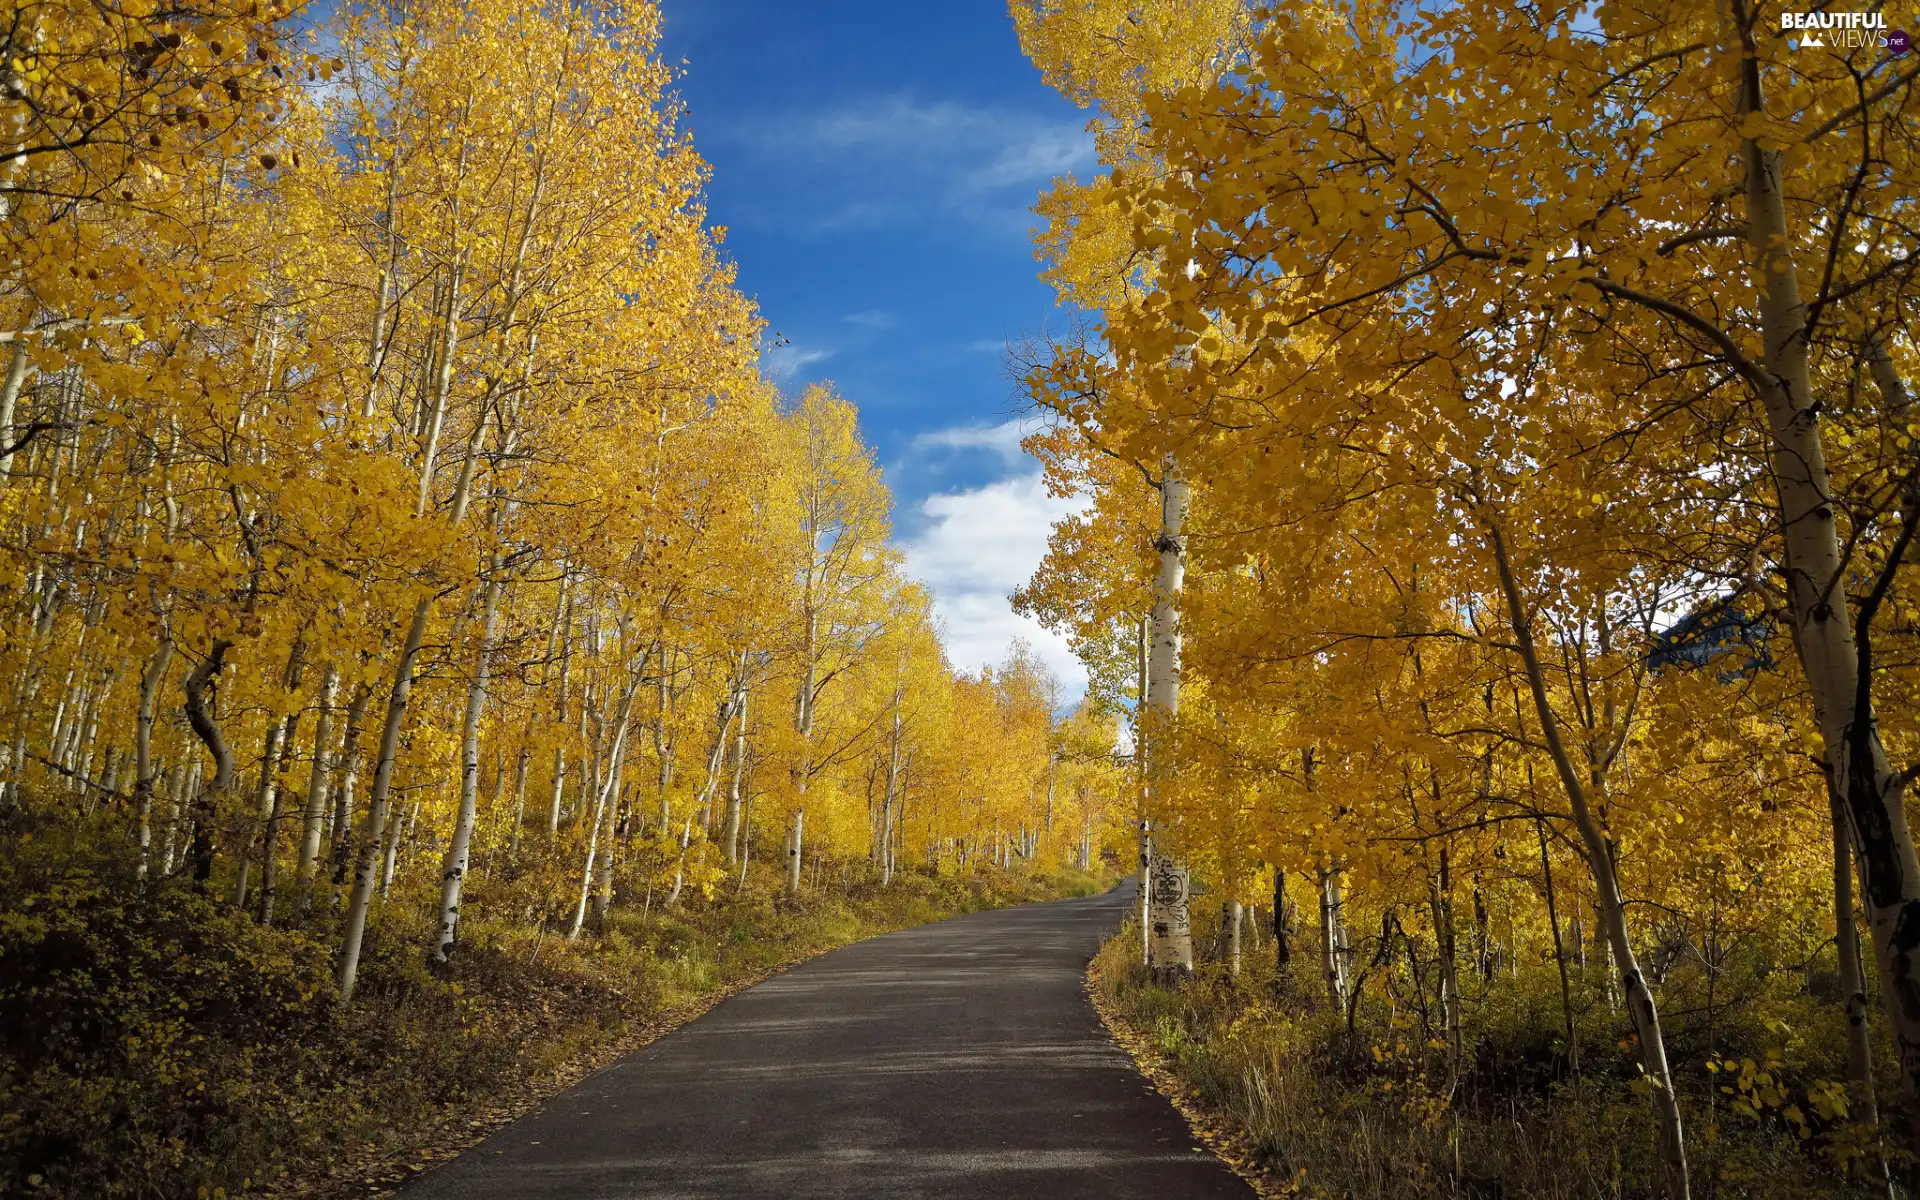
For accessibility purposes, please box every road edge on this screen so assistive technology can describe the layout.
[1084,948,1295,1200]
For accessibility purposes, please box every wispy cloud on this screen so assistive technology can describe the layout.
[725,95,1095,236]
[843,309,898,329]
[763,343,834,379]
[910,418,1027,465]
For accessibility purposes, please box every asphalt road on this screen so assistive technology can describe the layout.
[403,880,1254,1199]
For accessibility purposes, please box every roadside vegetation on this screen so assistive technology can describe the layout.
[1092,906,1897,1199]
[2,834,1105,1199]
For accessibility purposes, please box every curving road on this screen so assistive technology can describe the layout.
[403,881,1253,1199]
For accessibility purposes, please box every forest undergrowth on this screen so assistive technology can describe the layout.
[1091,908,1900,1200]
[0,818,1105,1200]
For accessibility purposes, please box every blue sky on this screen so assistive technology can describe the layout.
[657,1,1093,693]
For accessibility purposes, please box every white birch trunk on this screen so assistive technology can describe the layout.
[382,796,417,899]
[294,663,339,916]
[723,684,750,867]
[1318,865,1351,1011]
[0,339,33,480]
[786,807,805,898]
[435,567,503,963]
[1144,466,1193,980]
[233,721,286,910]
[879,674,902,883]
[257,711,300,925]
[1225,900,1243,979]
[133,637,173,880]
[591,756,624,925]
[787,609,817,900]
[335,598,431,1004]
[1136,615,1151,965]
[509,742,530,861]
[327,680,373,897]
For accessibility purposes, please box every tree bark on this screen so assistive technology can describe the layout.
[294,664,339,917]
[233,721,286,911]
[786,807,806,899]
[1318,864,1351,1012]
[1144,466,1193,981]
[879,673,902,883]
[723,684,751,867]
[1225,899,1242,978]
[327,680,374,894]
[133,637,174,881]
[181,641,233,885]
[1273,867,1291,970]
[335,598,432,1004]
[435,567,503,963]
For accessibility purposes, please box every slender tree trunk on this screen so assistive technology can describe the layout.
[1136,614,1152,966]
[571,677,638,939]
[336,599,431,1004]
[1273,867,1291,970]
[435,569,503,963]
[0,339,33,481]
[328,680,374,895]
[1225,900,1243,979]
[880,675,902,884]
[1537,812,1580,1077]
[509,742,530,862]
[294,664,339,917]
[256,710,300,926]
[1430,843,1464,1097]
[787,608,817,901]
[133,637,174,881]
[592,771,625,927]
[382,796,417,899]
[233,721,286,910]
[163,759,198,877]
[1319,864,1351,1011]
[723,684,750,867]
[183,642,234,885]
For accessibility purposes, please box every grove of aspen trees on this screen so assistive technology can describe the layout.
[1010,0,1920,1197]
[0,0,1126,1194]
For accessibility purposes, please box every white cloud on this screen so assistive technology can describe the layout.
[843,309,898,329]
[764,344,833,379]
[909,418,1026,465]
[737,96,1095,234]
[900,467,1089,698]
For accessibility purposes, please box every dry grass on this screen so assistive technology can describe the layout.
[1088,920,1898,1200]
